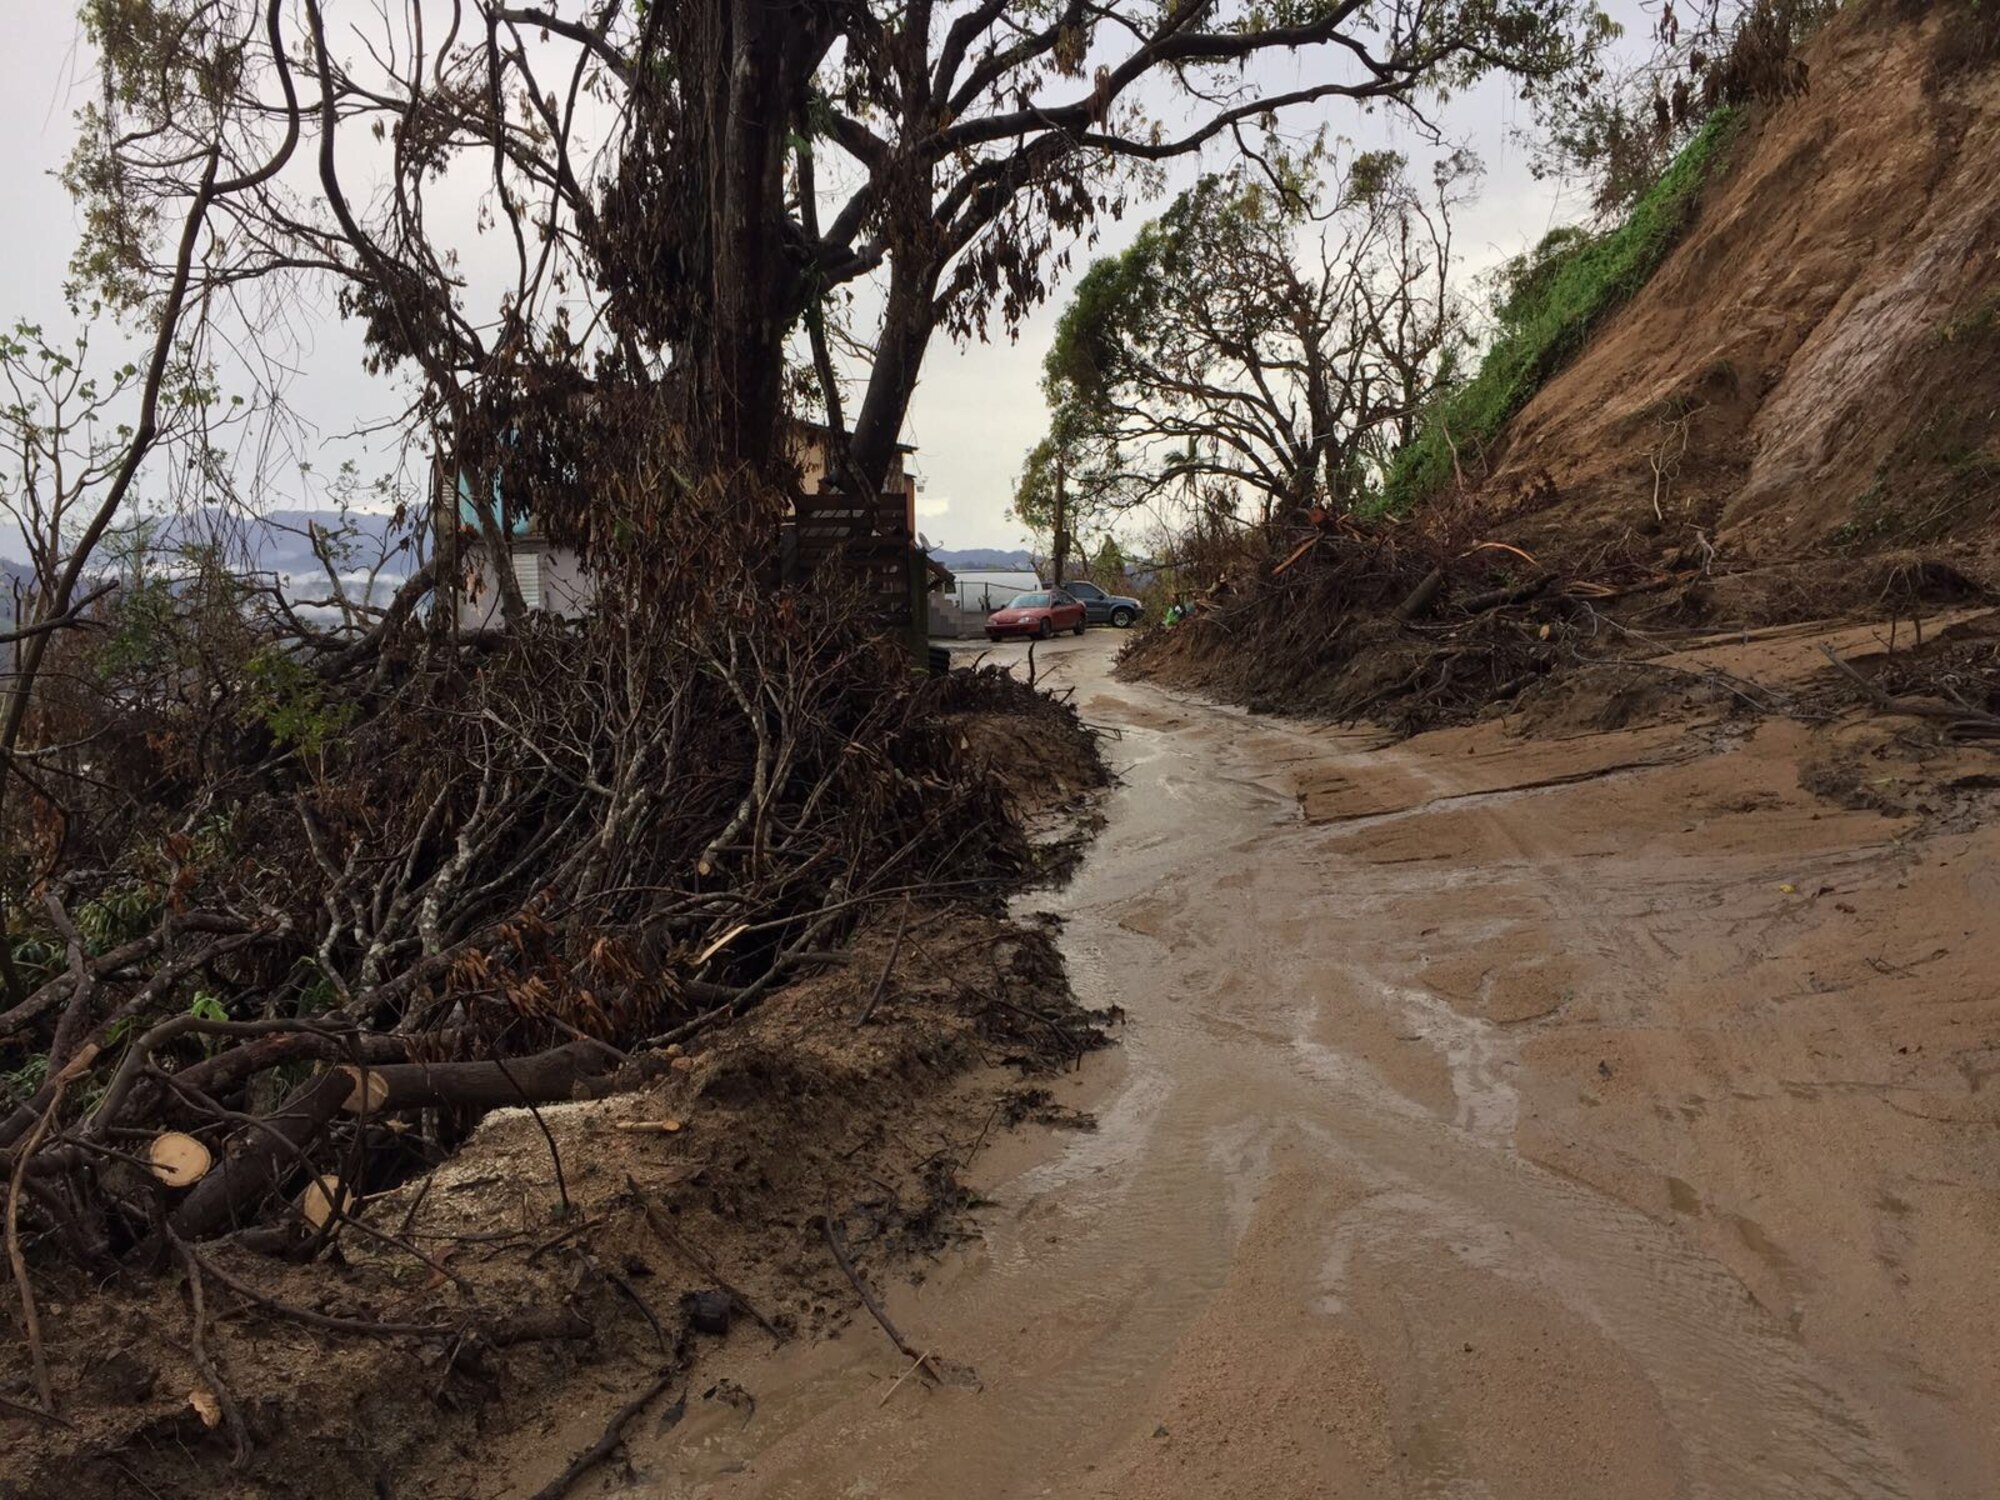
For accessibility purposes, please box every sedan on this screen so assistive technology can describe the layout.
[1061,580,1144,628]
[986,589,1087,641]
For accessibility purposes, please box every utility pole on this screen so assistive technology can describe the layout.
[1052,443,1069,587]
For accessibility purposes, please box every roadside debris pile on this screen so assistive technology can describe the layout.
[1121,513,1998,735]
[1118,513,1626,731]
[0,561,1107,1492]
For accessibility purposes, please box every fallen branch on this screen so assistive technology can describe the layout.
[172,1235,251,1466]
[853,900,912,1028]
[190,1244,592,1346]
[819,1214,937,1386]
[6,1087,65,1412]
[528,1369,679,1500]
[877,1347,935,1407]
[1457,575,1553,615]
[340,1038,621,1116]
[1269,534,1319,579]
[1392,567,1446,624]
[1819,644,2000,736]
[0,1391,72,1428]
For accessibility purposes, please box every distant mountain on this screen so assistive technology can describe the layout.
[930,547,1035,571]
[169,508,414,580]
[0,506,414,628]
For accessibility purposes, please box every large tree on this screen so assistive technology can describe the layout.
[1028,146,1475,536]
[70,0,1609,590]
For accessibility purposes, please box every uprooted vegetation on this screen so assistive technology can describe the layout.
[4,889,1112,1498]
[1128,0,2000,738]
[1120,507,1997,737]
[0,542,1110,1494]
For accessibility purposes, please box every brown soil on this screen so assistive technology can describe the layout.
[618,625,2000,1500]
[0,706,1109,1500]
[1480,4,2000,563]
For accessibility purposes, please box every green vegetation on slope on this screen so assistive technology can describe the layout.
[1381,108,1740,513]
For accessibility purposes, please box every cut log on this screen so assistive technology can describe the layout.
[341,1067,391,1115]
[300,1174,354,1230]
[337,1039,620,1117]
[148,1133,212,1189]
[167,1069,353,1242]
[171,1032,410,1107]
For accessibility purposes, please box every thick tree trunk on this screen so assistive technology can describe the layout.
[850,254,941,501]
[669,3,830,485]
[168,1069,354,1242]
[1053,446,1070,585]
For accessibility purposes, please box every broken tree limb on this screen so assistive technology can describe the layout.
[626,1174,783,1343]
[853,900,911,1028]
[878,1348,935,1408]
[188,1243,591,1345]
[171,1031,411,1109]
[1458,575,1553,615]
[3,1043,102,1412]
[171,1234,250,1466]
[338,1038,621,1116]
[1270,534,1319,578]
[7,1090,65,1412]
[819,1214,937,1386]
[1819,644,2000,736]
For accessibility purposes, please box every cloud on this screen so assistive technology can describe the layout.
[915,493,953,519]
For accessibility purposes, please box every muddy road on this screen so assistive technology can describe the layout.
[630,632,2000,1499]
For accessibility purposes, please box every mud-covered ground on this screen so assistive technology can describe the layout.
[19,614,1997,1498]
[614,621,2000,1499]
[0,697,1111,1500]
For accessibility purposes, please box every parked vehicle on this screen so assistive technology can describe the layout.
[1060,579,1144,628]
[986,589,1087,641]
[949,570,1044,615]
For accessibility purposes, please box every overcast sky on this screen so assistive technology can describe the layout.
[0,6,1643,554]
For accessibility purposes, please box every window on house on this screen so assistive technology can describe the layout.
[511,550,543,611]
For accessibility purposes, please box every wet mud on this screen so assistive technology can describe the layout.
[609,632,2000,1500]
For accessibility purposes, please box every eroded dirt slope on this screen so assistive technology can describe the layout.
[1484,5,2000,559]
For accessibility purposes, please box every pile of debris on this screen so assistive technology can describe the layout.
[1121,512,2000,735]
[1118,517,1604,731]
[0,556,1107,1490]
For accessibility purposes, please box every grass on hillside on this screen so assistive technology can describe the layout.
[1379,108,1741,514]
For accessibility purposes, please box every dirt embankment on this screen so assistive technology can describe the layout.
[0,684,1110,1500]
[1122,5,2000,734]
[1483,3,2000,561]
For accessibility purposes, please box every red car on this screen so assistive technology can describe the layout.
[986,588,1087,641]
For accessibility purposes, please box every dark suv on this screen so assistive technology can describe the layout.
[1061,580,1144,628]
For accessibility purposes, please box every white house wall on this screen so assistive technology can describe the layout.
[456,542,596,630]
